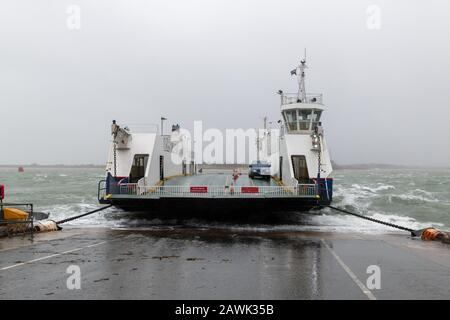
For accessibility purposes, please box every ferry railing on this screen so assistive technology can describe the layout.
[290,177,299,188]
[117,183,317,198]
[281,93,323,105]
[119,183,138,195]
[98,180,106,201]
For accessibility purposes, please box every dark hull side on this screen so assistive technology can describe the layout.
[100,197,331,219]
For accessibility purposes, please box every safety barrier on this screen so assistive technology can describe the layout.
[0,203,34,240]
[115,183,318,198]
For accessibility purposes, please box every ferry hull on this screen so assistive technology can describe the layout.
[100,196,330,217]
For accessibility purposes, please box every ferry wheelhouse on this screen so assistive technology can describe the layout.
[265,58,333,199]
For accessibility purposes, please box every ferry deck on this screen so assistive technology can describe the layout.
[100,170,330,216]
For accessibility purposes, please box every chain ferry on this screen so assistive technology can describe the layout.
[98,59,333,215]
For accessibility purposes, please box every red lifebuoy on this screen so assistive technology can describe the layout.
[0,184,4,200]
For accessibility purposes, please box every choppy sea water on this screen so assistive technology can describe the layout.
[0,167,449,234]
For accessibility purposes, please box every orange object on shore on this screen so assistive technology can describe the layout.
[421,228,449,242]
[421,228,440,241]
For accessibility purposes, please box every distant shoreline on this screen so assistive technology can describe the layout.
[0,164,104,168]
[331,163,450,170]
[0,163,448,170]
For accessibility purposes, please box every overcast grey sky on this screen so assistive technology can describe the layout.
[1,0,449,166]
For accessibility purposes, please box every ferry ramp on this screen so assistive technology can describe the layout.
[1,227,449,299]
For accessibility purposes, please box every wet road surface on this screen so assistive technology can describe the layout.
[1,227,449,299]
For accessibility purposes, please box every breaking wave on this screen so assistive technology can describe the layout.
[307,211,445,234]
[388,194,438,205]
[51,177,449,234]
[2,167,449,234]
[352,184,396,193]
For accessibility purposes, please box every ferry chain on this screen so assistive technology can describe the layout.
[56,205,113,225]
[54,204,420,235]
[326,205,420,237]
[113,142,117,177]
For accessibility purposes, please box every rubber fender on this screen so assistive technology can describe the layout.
[33,220,59,232]
[421,228,449,242]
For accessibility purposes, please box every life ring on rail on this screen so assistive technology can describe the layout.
[0,184,4,201]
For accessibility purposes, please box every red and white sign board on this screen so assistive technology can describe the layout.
[190,186,208,193]
[241,186,259,194]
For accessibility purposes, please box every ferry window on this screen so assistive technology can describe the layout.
[299,109,313,120]
[285,110,297,122]
[284,110,298,131]
[299,110,312,130]
[129,154,149,183]
[312,110,322,121]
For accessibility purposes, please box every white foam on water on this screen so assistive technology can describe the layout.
[388,193,439,205]
[321,180,449,233]
[308,211,446,234]
[41,202,113,226]
[358,184,396,193]
[171,211,445,235]
[42,201,449,235]
[22,168,449,234]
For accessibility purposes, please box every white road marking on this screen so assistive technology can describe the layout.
[0,241,108,271]
[0,232,84,253]
[85,241,107,248]
[321,239,377,300]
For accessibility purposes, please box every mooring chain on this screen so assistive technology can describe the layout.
[327,205,414,233]
[317,147,321,178]
[113,142,117,178]
[56,205,112,225]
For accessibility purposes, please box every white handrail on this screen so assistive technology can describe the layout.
[281,93,323,105]
[117,183,318,198]
[290,177,299,187]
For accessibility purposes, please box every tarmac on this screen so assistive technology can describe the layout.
[1,226,449,299]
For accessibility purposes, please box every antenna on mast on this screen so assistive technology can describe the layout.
[289,49,308,102]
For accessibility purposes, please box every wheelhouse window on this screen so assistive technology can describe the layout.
[312,110,322,121]
[282,108,322,133]
[298,109,313,130]
[284,110,298,131]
